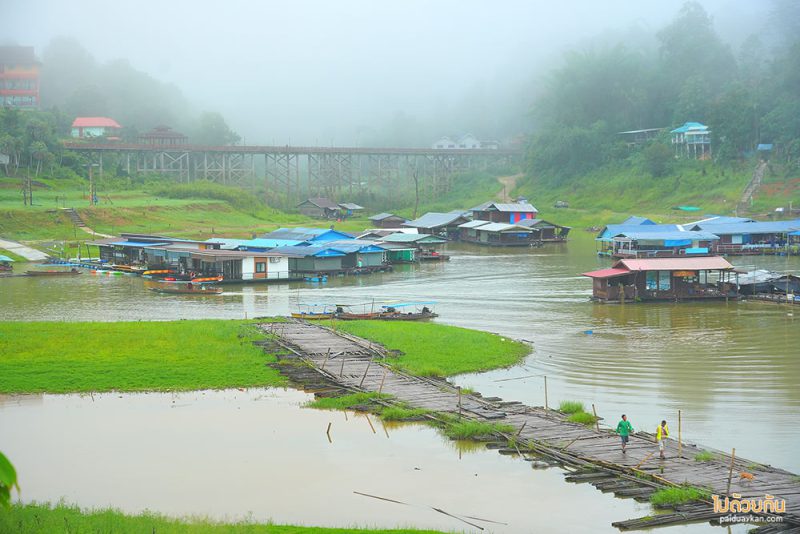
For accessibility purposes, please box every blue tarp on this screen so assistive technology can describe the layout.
[664,239,692,247]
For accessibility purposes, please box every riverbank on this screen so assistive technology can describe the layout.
[2,502,445,533]
[0,319,529,394]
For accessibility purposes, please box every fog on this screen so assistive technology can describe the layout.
[2,0,766,146]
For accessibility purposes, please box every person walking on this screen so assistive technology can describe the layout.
[656,420,669,459]
[616,414,634,453]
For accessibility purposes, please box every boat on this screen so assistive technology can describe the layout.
[149,282,223,295]
[0,254,13,272]
[418,251,450,262]
[191,275,223,283]
[304,275,328,282]
[291,304,335,320]
[142,269,175,277]
[376,302,439,321]
[333,301,438,321]
[25,269,82,276]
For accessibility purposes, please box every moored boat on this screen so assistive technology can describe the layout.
[149,283,223,295]
[26,268,82,276]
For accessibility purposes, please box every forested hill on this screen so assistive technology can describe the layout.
[522,1,800,190]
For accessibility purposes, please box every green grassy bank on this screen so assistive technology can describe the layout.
[333,321,530,377]
[0,320,286,394]
[1,503,444,534]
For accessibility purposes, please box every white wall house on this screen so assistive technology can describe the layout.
[432,136,456,149]
[458,134,481,149]
[241,254,291,280]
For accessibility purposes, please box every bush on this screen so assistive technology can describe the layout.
[650,486,710,507]
[567,411,598,425]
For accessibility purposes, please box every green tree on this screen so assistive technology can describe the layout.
[192,111,241,146]
[642,142,674,177]
[0,451,18,508]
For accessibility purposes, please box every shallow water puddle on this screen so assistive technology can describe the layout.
[0,388,743,532]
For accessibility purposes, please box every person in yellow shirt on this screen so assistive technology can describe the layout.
[656,420,669,459]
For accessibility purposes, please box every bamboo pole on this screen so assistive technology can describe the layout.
[544,376,548,410]
[365,414,376,434]
[516,421,527,437]
[592,403,600,432]
[378,367,388,394]
[457,386,462,418]
[635,450,656,469]
[321,347,331,370]
[339,356,346,377]
[359,359,372,387]
[726,448,736,496]
[678,409,682,458]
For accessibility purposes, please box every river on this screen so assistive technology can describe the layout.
[1,232,797,531]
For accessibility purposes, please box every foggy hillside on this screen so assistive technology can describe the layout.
[2,0,769,147]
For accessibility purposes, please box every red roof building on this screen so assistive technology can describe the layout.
[70,117,123,139]
[0,46,40,109]
[582,256,737,302]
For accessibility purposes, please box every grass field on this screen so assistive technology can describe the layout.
[1,503,444,534]
[0,320,286,394]
[332,321,530,377]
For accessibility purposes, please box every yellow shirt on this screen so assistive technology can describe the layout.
[656,424,669,441]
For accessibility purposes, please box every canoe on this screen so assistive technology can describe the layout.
[149,285,223,295]
[290,312,335,320]
[191,275,224,283]
[26,270,82,276]
[418,253,450,262]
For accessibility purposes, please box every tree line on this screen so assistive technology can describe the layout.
[526,1,800,182]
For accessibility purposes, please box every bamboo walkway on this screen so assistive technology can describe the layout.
[262,320,800,530]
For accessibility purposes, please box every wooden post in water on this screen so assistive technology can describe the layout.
[726,448,736,496]
[592,403,600,432]
[365,414,376,434]
[544,376,548,410]
[678,409,682,458]
[326,422,332,443]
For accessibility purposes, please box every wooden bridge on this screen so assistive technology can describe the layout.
[264,320,799,531]
[63,141,521,200]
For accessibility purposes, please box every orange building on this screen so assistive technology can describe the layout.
[0,46,40,109]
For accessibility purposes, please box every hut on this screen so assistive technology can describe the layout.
[188,249,294,282]
[457,221,535,246]
[516,219,570,242]
[297,198,341,219]
[402,212,471,237]
[138,125,188,146]
[338,203,364,218]
[582,256,737,303]
[471,201,538,223]
[369,212,408,228]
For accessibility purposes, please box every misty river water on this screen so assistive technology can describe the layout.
[1,231,798,532]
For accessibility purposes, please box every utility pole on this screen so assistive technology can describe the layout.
[87,163,99,206]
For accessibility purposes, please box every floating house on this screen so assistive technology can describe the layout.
[260,227,353,243]
[471,201,538,224]
[369,213,408,228]
[606,230,720,258]
[582,256,737,302]
[377,233,448,261]
[516,219,571,242]
[94,233,216,266]
[685,219,800,255]
[403,212,471,238]
[188,249,294,281]
[271,240,388,275]
[595,224,682,256]
[458,220,536,246]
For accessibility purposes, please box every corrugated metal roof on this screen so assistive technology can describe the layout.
[468,201,493,211]
[621,216,656,225]
[379,233,446,243]
[597,224,681,239]
[108,241,170,247]
[369,212,404,221]
[612,231,720,241]
[270,245,346,257]
[685,216,755,226]
[403,212,468,229]
[582,268,630,279]
[72,117,122,128]
[689,219,800,234]
[477,222,533,233]
[671,122,708,133]
[206,238,302,249]
[262,228,354,241]
[458,220,491,229]
[617,257,733,271]
[338,203,364,210]
[483,202,538,213]
[324,239,386,253]
[297,198,339,209]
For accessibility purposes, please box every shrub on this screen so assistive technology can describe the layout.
[559,400,585,414]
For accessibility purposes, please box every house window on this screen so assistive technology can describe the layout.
[269,257,281,263]
[658,271,672,290]
[255,262,266,273]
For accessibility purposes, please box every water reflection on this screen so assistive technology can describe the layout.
[0,388,698,533]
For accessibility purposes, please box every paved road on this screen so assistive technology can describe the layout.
[0,237,49,261]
